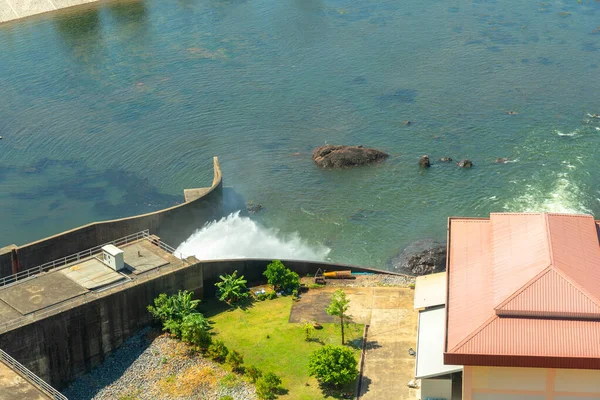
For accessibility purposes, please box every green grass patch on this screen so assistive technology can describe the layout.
[200,296,363,399]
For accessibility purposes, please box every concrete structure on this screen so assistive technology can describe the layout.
[414,212,600,400]
[0,157,222,280]
[0,0,110,24]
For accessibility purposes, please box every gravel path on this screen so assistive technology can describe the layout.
[63,328,256,400]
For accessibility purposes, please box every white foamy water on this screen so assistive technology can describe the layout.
[176,212,330,261]
[504,173,591,214]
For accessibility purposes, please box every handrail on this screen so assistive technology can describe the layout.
[0,230,151,287]
[0,347,68,400]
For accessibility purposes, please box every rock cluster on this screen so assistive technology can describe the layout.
[418,155,431,168]
[312,145,389,168]
[387,240,447,276]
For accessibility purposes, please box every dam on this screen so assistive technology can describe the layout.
[0,157,398,396]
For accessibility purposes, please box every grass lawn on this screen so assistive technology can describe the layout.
[199,296,363,400]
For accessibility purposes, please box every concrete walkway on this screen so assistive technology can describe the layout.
[0,360,50,400]
[359,288,419,400]
[0,0,97,24]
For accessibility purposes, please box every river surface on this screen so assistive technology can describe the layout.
[1,0,599,268]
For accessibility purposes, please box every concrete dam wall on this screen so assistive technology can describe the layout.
[0,258,397,390]
[0,157,223,279]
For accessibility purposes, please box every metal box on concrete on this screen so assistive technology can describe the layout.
[101,245,124,271]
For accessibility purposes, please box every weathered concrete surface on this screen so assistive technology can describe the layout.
[0,0,105,23]
[360,288,418,400]
[60,260,124,290]
[0,360,50,400]
[289,287,418,399]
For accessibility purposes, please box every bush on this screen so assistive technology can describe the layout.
[208,340,229,362]
[180,313,212,350]
[256,293,268,301]
[219,397,234,400]
[226,349,244,373]
[308,345,358,388]
[256,372,282,400]
[246,365,263,383]
[263,260,299,292]
[267,291,278,300]
[148,291,202,338]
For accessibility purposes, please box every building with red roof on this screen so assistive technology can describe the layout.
[414,213,600,400]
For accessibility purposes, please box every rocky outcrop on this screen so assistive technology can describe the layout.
[457,159,473,168]
[439,157,452,162]
[312,145,389,169]
[387,239,447,276]
[418,155,431,168]
[495,158,509,164]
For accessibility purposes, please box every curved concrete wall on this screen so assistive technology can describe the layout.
[0,157,223,278]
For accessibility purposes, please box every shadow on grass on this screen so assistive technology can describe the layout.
[317,381,357,399]
[199,297,256,318]
[306,337,326,345]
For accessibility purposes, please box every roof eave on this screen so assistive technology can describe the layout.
[444,352,600,370]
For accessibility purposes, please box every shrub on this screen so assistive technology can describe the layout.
[246,365,263,383]
[148,291,202,337]
[219,397,234,400]
[267,291,278,300]
[220,372,240,389]
[180,313,212,350]
[263,260,299,292]
[226,349,244,373]
[215,270,249,306]
[256,372,282,400]
[308,345,358,388]
[208,340,229,362]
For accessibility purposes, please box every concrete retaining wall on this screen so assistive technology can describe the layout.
[1,157,223,279]
[0,258,397,389]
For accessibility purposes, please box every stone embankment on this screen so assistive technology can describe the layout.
[63,328,256,400]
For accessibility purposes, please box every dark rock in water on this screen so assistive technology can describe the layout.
[457,159,473,168]
[404,120,412,126]
[247,201,263,214]
[495,157,510,164]
[388,239,447,276]
[439,157,453,162]
[312,145,389,169]
[418,155,431,168]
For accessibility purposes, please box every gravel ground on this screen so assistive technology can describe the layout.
[300,273,416,288]
[63,328,256,400]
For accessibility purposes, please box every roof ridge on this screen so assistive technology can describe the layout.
[544,213,555,268]
[449,315,498,353]
[494,266,553,311]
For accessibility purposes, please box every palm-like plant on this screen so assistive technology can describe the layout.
[215,270,248,306]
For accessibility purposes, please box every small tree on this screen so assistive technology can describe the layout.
[180,313,212,350]
[256,372,282,400]
[226,350,244,373]
[246,365,263,383]
[326,289,351,344]
[215,270,249,306]
[263,260,299,292]
[308,345,358,388]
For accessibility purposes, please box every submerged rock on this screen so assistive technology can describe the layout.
[439,157,453,162]
[247,201,263,214]
[495,157,510,164]
[388,239,447,276]
[312,145,389,169]
[418,155,431,168]
[457,159,473,168]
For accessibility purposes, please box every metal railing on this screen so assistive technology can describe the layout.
[0,347,68,400]
[0,230,154,287]
[0,239,189,334]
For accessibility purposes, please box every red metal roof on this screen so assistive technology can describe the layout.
[445,213,600,369]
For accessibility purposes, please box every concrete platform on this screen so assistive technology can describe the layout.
[123,241,169,273]
[60,259,125,290]
[0,302,19,322]
[184,188,211,202]
[0,273,87,315]
[0,360,50,400]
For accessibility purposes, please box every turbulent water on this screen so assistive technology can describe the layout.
[1,0,599,268]
[177,212,330,261]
